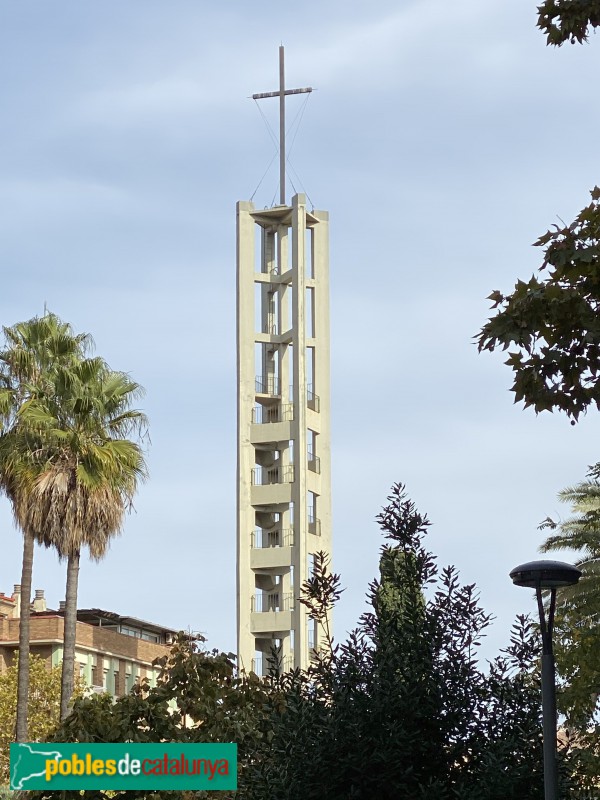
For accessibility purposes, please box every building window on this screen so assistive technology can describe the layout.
[119,625,139,638]
[118,625,160,643]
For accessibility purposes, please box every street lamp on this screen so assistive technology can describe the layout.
[510,559,582,800]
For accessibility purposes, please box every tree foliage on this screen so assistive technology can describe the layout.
[0,312,91,741]
[32,635,268,800]
[540,477,600,724]
[478,0,600,418]
[476,2,600,786]
[0,654,82,785]
[19,354,148,720]
[537,0,600,45]
[32,484,575,799]
[0,311,148,724]
[537,475,600,788]
[478,188,600,420]
[244,484,550,800]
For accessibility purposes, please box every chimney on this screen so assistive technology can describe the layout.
[13,584,21,618]
[59,601,66,612]
[33,589,46,613]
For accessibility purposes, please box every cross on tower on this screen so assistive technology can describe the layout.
[252,46,312,206]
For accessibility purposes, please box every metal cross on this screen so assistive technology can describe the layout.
[252,46,312,206]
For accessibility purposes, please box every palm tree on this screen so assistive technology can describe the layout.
[0,313,90,741]
[15,355,148,719]
[540,479,600,725]
[540,480,600,613]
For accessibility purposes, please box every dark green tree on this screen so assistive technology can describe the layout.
[539,475,600,725]
[537,475,600,787]
[537,0,600,45]
[477,188,600,421]
[33,485,578,799]
[478,4,600,419]
[243,485,550,800]
[477,5,600,787]
[32,634,269,800]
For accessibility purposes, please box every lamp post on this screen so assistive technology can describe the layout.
[509,559,581,800]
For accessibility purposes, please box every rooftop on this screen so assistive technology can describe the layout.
[2,586,180,645]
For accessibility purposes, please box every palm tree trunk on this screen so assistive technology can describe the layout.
[60,549,80,721]
[16,529,34,742]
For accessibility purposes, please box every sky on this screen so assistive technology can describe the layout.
[1,0,599,663]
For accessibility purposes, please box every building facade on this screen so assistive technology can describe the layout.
[0,586,175,696]
[236,193,332,675]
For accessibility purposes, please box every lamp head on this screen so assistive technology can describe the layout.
[510,559,582,589]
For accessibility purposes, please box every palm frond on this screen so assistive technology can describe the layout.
[0,312,148,561]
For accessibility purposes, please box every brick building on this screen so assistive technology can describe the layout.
[0,585,176,697]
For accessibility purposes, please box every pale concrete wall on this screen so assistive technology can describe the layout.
[236,194,332,675]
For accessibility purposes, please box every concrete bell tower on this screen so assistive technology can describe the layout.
[236,48,332,675]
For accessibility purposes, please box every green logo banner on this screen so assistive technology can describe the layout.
[10,742,237,790]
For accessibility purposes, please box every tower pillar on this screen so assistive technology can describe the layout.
[236,194,332,674]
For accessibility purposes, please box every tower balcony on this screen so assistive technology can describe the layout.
[251,592,294,613]
[308,515,321,536]
[250,592,294,635]
[307,384,320,412]
[251,476,293,506]
[255,375,280,397]
[251,654,293,677]
[307,449,320,474]
[251,403,293,445]
[251,528,293,570]
[252,403,294,424]
[251,465,294,486]
[252,528,294,548]
[286,384,320,411]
